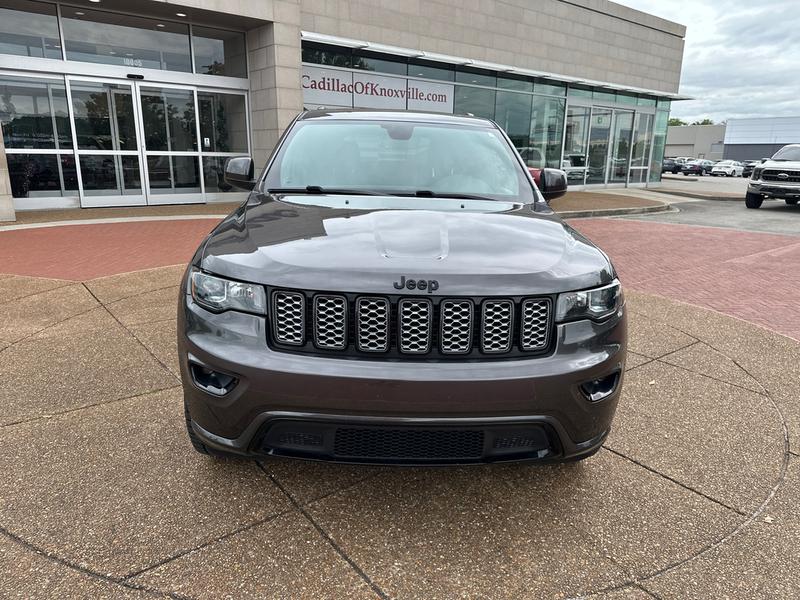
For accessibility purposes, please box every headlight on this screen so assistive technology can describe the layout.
[752,167,762,180]
[555,281,622,322]
[190,269,266,314]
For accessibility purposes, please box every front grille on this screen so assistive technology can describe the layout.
[268,289,554,360]
[334,427,485,460]
[762,169,800,183]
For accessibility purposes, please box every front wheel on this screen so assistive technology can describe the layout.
[786,199,799,206]
[745,192,763,209]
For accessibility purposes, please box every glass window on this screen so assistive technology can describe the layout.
[657,98,671,110]
[649,110,669,182]
[198,92,248,153]
[407,60,454,81]
[454,85,495,119]
[301,42,351,68]
[265,120,534,203]
[563,106,591,183]
[1,75,72,149]
[70,81,138,151]
[529,96,565,168]
[192,26,247,78]
[456,68,496,87]
[139,87,197,152]
[7,154,78,198]
[79,155,142,196]
[617,93,637,106]
[61,9,191,72]
[568,85,592,99]
[637,96,657,107]
[202,156,236,193]
[494,91,531,150]
[593,89,616,105]
[0,0,61,59]
[352,51,407,75]
[497,76,532,93]
[534,80,566,96]
[631,112,654,167]
[146,155,201,194]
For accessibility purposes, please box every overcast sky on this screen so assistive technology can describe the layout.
[613,0,800,123]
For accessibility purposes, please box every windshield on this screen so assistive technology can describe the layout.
[263,119,534,203]
[772,146,800,161]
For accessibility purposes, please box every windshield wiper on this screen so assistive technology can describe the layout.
[391,190,500,202]
[266,186,385,196]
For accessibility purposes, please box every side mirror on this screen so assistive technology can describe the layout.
[224,156,255,191]
[538,168,568,202]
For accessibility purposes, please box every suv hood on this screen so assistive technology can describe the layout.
[761,159,800,170]
[198,193,615,296]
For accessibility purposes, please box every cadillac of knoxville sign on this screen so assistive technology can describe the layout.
[302,65,455,113]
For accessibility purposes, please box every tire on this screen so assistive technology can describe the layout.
[786,199,799,205]
[745,192,763,209]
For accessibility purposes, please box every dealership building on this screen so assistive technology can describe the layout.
[0,0,687,220]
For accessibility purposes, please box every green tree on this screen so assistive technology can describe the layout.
[668,118,687,126]
[691,118,715,125]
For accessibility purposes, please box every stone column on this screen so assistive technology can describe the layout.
[246,0,304,168]
[0,135,15,222]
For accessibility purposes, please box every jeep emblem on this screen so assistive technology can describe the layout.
[393,276,439,293]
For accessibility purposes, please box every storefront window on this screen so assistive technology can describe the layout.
[61,9,191,72]
[497,76,532,93]
[456,68,496,87]
[454,85,495,119]
[563,106,591,183]
[649,110,669,182]
[198,92,248,153]
[593,90,616,105]
[7,153,78,198]
[139,87,197,152]
[302,42,351,68]
[529,96,565,168]
[637,96,657,108]
[568,85,592,99]
[494,90,531,151]
[352,50,407,75]
[1,75,71,149]
[631,112,654,167]
[192,27,247,78]
[0,0,61,59]
[408,60,454,81]
[534,80,566,97]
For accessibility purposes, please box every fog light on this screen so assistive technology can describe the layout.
[580,371,620,403]
[189,363,238,396]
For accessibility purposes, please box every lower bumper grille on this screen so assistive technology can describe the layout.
[259,420,557,464]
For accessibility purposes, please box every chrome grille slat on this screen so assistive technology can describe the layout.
[440,299,473,354]
[398,298,432,354]
[272,291,305,345]
[313,295,347,349]
[356,297,390,352]
[481,300,513,353]
[520,299,550,351]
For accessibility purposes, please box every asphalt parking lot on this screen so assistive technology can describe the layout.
[1,205,798,599]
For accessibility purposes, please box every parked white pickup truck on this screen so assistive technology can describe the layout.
[746,144,800,209]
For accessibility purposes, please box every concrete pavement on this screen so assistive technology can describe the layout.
[1,209,798,598]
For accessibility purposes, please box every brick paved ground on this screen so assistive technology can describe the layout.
[571,218,800,341]
[1,214,798,340]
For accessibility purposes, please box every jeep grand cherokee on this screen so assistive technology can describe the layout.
[178,110,627,465]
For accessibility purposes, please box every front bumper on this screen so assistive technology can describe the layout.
[178,292,627,464]
[748,180,800,198]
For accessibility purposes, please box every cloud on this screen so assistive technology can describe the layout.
[614,0,800,122]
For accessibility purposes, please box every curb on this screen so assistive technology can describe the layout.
[558,202,674,219]
[654,190,743,202]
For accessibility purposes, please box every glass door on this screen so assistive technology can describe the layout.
[608,110,634,184]
[586,108,612,185]
[137,84,202,204]
[67,78,145,207]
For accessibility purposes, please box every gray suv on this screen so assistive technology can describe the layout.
[178,110,627,465]
[746,144,800,208]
